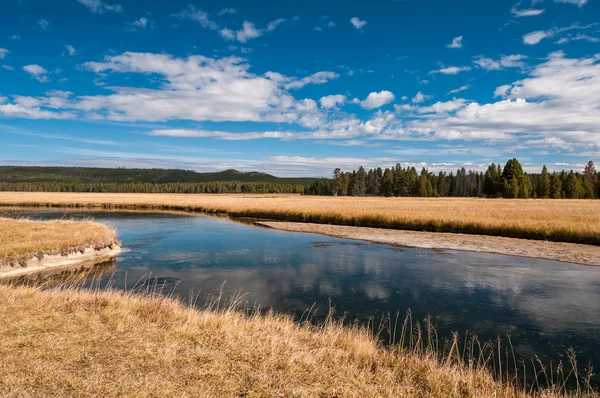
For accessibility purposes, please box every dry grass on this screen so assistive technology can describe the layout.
[0,217,118,266]
[0,284,596,398]
[1,192,599,245]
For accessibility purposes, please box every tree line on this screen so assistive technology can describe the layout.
[0,181,307,194]
[307,159,599,199]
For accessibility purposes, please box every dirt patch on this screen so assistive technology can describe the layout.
[257,222,600,267]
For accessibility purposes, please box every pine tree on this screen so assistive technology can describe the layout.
[537,165,550,199]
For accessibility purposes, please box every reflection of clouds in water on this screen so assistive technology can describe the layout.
[113,230,600,344]
[409,252,600,336]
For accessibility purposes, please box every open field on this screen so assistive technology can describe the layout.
[0,217,119,270]
[0,192,599,245]
[0,284,595,398]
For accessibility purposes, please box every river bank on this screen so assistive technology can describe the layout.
[0,217,121,279]
[257,221,600,266]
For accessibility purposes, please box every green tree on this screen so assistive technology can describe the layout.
[483,163,499,197]
[536,165,550,198]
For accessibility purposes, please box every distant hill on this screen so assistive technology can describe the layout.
[0,166,322,186]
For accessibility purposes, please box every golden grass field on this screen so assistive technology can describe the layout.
[1,192,599,245]
[0,217,118,266]
[1,284,595,398]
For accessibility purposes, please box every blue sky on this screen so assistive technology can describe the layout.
[0,0,599,176]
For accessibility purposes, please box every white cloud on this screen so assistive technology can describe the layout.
[511,6,545,17]
[76,0,122,13]
[267,18,286,31]
[0,92,75,119]
[284,71,339,90]
[407,51,600,149]
[319,94,347,109]
[412,91,432,103]
[2,65,14,71]
[350,17,367,29]
[429,66,471,75]
[218,8,237,16]
[133,17,149,28]
[68,52,332,127]
[23,64,49,82]
[396,99,468,115]
[0,48,8,59]
[145,129,299,140]
[494,85,512,98]
[220,19,286,43]
[448,85,471,94]
[360,91,395,110]
[523,23,598,45]
[473,54,528,71]
[523,30,550,45]
[173,5,218,30]
[446,36,463,49]
[37,19,49,30]
[10,35,20,40]
[556,34,600,44]
[65,45,76,56]
[554,0,587,6]
[127,17,153,31]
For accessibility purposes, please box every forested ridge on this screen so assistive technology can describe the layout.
[0,166,318,194]
[307,159,600,199]
[1,161,598,198]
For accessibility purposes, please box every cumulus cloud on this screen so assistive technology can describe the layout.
[429,66,471,75]
[23,64,49,82]
[130,17,151,30]
[76,0,122,13]
[3,48,600,157]
[350,17,367,29]
[473,54,528,71]
[412,91,432,103]
[0,91,75,119]
[319,94,347,109]
[65,45,76,56]
[407,51,600,149]
[360,91,395,110]
[0,48,8,59]
[446,36,463,49]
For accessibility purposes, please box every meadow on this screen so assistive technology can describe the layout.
[1,283,596,397]
[0,217,118,267]
[1,192,599,245]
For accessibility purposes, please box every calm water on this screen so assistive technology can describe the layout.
[4,208,600,383]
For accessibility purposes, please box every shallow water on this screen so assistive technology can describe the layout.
[4,208,600,384]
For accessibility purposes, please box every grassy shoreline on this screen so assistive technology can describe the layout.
[0,192,599,245]
[0,217,119,270]
[1,284,596,397]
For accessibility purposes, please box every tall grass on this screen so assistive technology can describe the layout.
[0,279,596,397]
[1,192,599,245]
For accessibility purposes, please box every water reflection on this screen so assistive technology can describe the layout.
[5,208,600,381]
